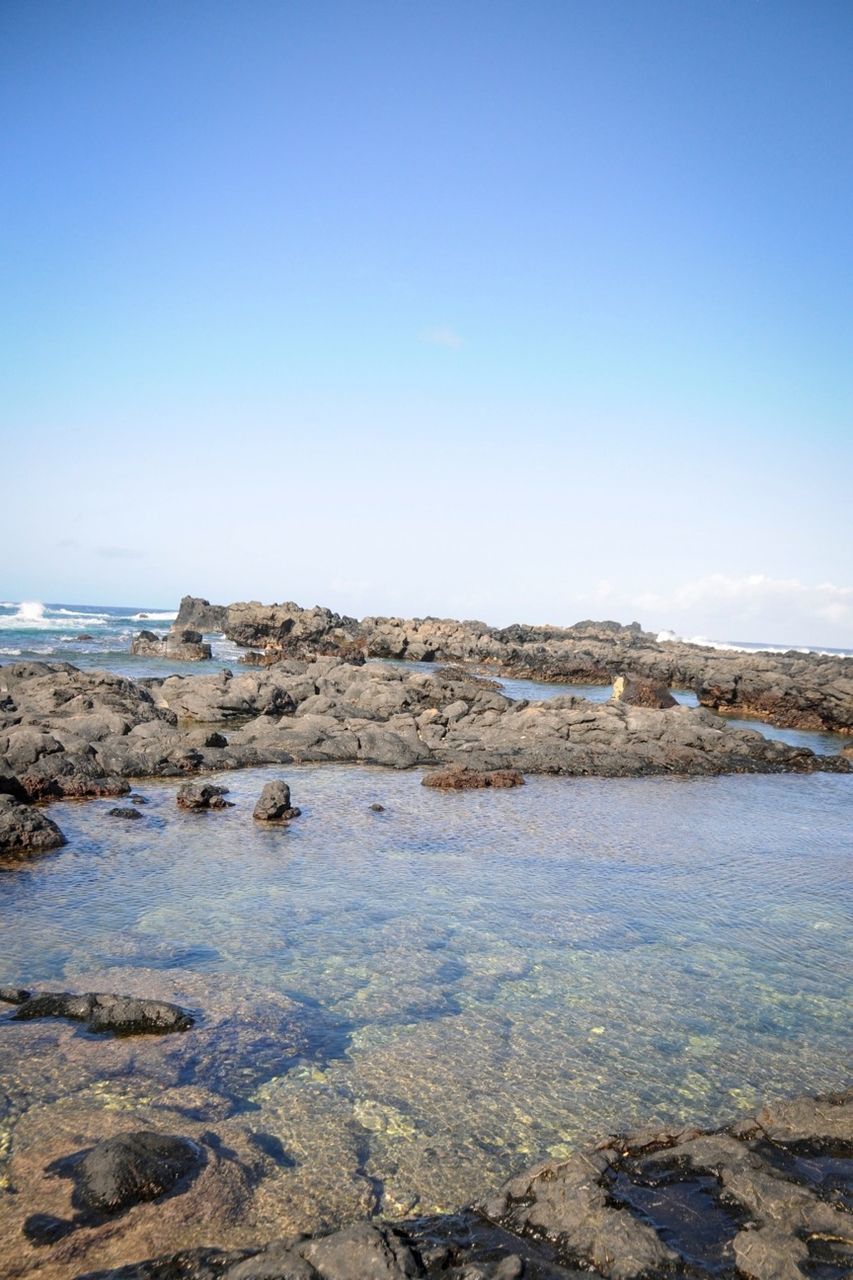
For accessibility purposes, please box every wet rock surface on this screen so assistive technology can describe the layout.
[3,991,194,1035]
[51,1089,852,1280]
[0,659,847,830]
[0,793,66,859]
[422,767,525,790]
[176,783,233,811]
[252,780,300,822]
[61,1131,203,1216]
[131,630,212,663]
[183,595,853,735]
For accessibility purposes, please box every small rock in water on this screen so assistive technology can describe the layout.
[0,985,31,1004]
[253,780,300,822]
[422,767,525,790]
[128,793,148,804]
[176,782,233,811]
[11,991,194,1035]
[0,795,67,857]
[108,806,143,820]
[67,1131,203,1216]
[369,802,385,812]
[22,1213,75,1246]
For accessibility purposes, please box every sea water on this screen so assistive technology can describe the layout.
[0,600,851,1232]
[0,765,850,1224]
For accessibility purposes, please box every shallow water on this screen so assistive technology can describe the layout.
[1,764,850,1227]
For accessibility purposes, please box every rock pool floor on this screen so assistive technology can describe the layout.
[0,765,850,1269]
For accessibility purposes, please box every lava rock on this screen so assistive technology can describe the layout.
[108,806,144,820]
[177,783,233,811]
[22,1212,75,1245]
[69,1131,203,1216]
[0,794,66,859]
[9,991,194,1034]
[252,780,300,822]
[0,986,31,1004]
[422,767,525,790]
[611,674,678,709]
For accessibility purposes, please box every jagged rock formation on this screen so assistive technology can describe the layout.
[24,1089,847,1280]
[0,660,846,848]
[173,595,853,734]
[131,629,212,662]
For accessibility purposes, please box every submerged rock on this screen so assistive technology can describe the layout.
[0,794,66,860]
[177,782,233,811]
[253,780,301,822]
[422,767,525,790]
[108,806,144,820]
[7,991,194,1034]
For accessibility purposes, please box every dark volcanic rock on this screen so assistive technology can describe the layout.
[108,806,144,820]
[67,1131,203,1216]
[8,991,194,1034]
[177,782,233,810]
[611,673,677,708]
[0,985,31,1004]
[196,595,853,735]
[0,794,66,859]
[71,1089,853,1279]
[22,1212,75,1245]
[175,596,229,632]
[131,629,212,662]
[422,767,525,790]
[252,780,300,822]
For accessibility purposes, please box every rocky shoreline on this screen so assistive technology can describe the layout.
[1,656,849,859]
[172,595,853,735]
[0,1081,847,1280]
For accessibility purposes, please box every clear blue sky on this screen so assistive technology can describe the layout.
[2,1,852,644]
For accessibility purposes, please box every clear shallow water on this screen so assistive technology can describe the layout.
[1,765,850,1224]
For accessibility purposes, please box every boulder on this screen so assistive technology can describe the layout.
[252,780,301,822]
[131,629,212,662]
[108,806,143,820]
[66,1131,203,1216]
[611,674,678,709]
[0,795,66,859]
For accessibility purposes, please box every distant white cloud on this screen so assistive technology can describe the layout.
[97,546,144,560]
[630,574,853,643]
[420,326,463,350]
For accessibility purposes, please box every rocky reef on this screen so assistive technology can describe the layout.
[0,657,848,857]
[2,1089,847,1280]
[131,629,212,662]
[174,595,853,735]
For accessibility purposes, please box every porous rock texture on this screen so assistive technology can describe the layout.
[175,594,853,734]
[1,990,194,1035]
[43,1088,850,1280]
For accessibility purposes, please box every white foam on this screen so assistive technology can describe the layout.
[130,611,178,621]
[0,646,22,656]
[0,602,111,630]
[656,630,853,659]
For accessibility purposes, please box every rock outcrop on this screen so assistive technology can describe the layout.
[611,673,677,709]
[176,782,233,811]
[57,1088,851,1280]
[179,595,852,734]
[0,660,847,832]
[131,629,212,662]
